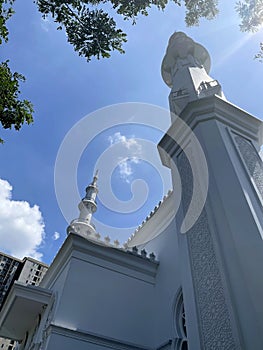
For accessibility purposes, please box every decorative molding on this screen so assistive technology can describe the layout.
[173,289,187,341]
[171,288,188,350]
[127,190,175,248]
[126,247,156,262]
[159,95,263,168]
[178,150,239,350]
[180,95,263,143]
[234,134,263,200]
[44,324,175,350]
[48,323,152,350]
[129,190,173,238]
[41,234,159,289]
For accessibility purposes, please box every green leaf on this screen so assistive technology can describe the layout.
[0,61,34,143]
[236,0,263,32]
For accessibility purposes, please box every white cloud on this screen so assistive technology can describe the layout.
[0,179,45,260]
[118,157,140,182]
[52,231,60,241]
[108,132,142,182]
[108,132,141,151]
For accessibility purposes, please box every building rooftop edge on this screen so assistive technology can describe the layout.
[126,189,173,246]
[41,232,159,289]
[0,251,22,262]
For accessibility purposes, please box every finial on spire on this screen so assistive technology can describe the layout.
[92,169,99,186]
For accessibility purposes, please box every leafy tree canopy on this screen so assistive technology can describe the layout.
[35,0,219,61]
[0,61,33,144]
[33,0,263,61]
[1,0,263,142]
[0,0,34,143]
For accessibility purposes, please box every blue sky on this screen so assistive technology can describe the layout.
[0,0,263,264]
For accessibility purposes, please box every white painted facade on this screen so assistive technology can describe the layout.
[0,216,185,350]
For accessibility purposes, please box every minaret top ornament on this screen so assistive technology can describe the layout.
[67,171,98,239]
[161,32,225,119]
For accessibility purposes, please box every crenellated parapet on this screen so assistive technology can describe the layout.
[126,189,173,247]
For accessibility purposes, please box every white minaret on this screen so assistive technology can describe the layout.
[67,170,98,238]
[159,32,263,350]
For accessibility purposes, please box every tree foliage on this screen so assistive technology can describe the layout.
[0,61,34,143]
[34,0,263,63]
[35,0,179,61]
[0,0,14,44]
[236,0,263,61]
[0,0,33,143]
[236,0,263,32]
[34,0,223,61]
[184,0,219,26]
[1,0,263,142]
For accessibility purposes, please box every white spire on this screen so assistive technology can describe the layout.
[67,171,99,238]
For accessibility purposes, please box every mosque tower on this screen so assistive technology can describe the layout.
[158,32,263,349]
[67,170,98,238]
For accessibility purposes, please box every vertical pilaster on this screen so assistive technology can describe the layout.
[159,95,263,350]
